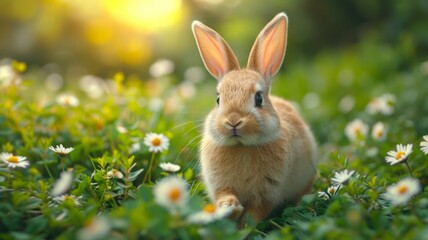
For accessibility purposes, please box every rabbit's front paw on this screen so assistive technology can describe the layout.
[217,195,241,207]
[217,195,244,220]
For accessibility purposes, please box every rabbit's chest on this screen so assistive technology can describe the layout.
[206,146,288,199]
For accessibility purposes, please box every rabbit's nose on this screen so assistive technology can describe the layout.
[225,119,242,137]
[225,120,242,129]
[224,113,243,129]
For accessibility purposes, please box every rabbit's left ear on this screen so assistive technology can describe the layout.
[247,13,288,81]
[192,21,240,80]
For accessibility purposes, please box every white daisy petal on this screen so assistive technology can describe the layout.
[159,162,181,173]
[385,144,413,165]
[366,93,396,115]
[331,169,355,186]
[143,133,170,153]
[188,204,232,224]
[49,144,74,155]
[383,178,421,206]
[52,171,73,196]
[420,135,428,155]
[0,153,29,169]
[50,194,82,206]
[371,122,387,142]
[77,216,111,240]
[345,119,368,142]
[56,93,80,107]
[318,185,341,200]
[107,169,123,179]
[153,176,188,212]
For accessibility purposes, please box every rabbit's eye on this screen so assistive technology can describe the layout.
[255,91,263,107]
[216,95,220,105]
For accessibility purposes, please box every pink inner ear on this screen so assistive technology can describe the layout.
[202,34,228,78]
[193,22,240,80]
[261,20,286,79]
[247,14,287,80]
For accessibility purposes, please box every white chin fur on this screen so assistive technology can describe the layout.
[207,130,280,147]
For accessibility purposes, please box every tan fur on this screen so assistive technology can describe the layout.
[193,13,317,223]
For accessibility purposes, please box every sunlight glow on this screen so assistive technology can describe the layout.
[103,0,183,32]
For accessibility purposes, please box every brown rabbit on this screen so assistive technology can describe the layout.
[192,13,317,223]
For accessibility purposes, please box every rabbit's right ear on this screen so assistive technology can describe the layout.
[247,13,288,82]
[192,21,240,80]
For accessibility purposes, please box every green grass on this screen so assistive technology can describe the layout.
[1,38,428,239]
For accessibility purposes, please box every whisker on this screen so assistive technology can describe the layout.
[183,122,204,137]
[174,134,202,164]
[167,120,204,132]
[183,137,201,164]
[183,136,204,171]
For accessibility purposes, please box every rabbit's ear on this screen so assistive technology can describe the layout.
[247,13,288,81]
[192,21,240,80]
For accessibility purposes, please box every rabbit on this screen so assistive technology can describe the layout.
[191,12,317,223]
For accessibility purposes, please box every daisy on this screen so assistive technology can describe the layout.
[153,176,188,212]
[77,216,111,240]
[129,142,141,154]
[177,81,196,100]
[378,93,396,115]
[45,73,63,91]
[318,185,341,200]
[331,169,355,187]
[184,66,205,83]
[385,144,413,165]
[107,169,123,179]
[420,135,428,154]
[51,171,73,196]
[366,93,396,115]
[159,162,181,173]
[143,133,170,153]
[371,122,387,142]
[149,59,175,78]
[384,178,421,206]
[188,203,232,224]
[345,119,368,142]
[51,194,82,206]
[148,98,164,112]
[49,144,74,156]
[56,93,80,107]
[0,152,29,168]
[164,96,184,114]
[79,75,105,99]
[116,125,128,134]
[338,95,355,113]
[0,64,21,87]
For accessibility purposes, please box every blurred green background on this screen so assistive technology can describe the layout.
[2,0,427,76]
[1,0,428,143]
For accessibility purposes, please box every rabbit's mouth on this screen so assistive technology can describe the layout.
[230,128,241,138]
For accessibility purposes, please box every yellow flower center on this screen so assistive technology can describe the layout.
[376,130,383,138]
[354,127,361,136]
[395,151,405,160]
[152,137,161,147]
[203,204,216,214]
[397,185,408,195]
[63,97,71,106]
[7,156,19,163]
[168,187,181,202]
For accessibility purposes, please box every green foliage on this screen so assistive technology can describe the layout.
[1,10,428,238]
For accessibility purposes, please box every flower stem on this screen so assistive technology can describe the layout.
[404,161,413,177]
[59,156,65,172]
[143,152,156,183]
[44,163,54,180]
